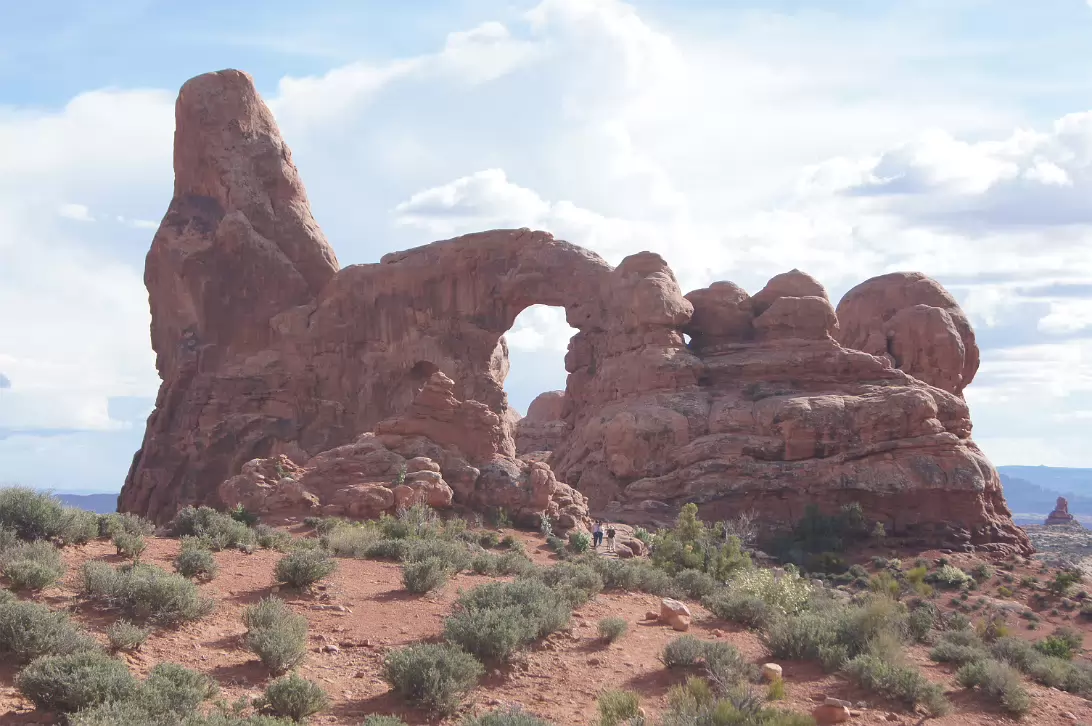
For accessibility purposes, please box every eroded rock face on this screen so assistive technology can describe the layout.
[515,391,572,454]
[121,69,1028,555]
[1046,497,1077,526]
[219,372,588,532]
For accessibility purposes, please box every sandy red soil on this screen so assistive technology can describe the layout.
[1,530,1091,725]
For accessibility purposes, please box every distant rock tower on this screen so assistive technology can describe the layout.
[1045,497,1078,526]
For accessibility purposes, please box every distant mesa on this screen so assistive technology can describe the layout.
[1045,496,1081,527]
[118,68,1031,556]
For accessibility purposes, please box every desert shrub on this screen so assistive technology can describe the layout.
[403,538,472,572]
[975,613,1010,643]
[107,619,151,651]
[496,551,535,576]
[674,569,718,600]
[1049,569,1083,596]
[444,579,570,661]
[243,596,308,674]
[361,718,409,726]
[633,527,653,545]
[530,561,603,606]
[113,531,147,561]
[16,650,137,712]
[1,540,65,590]
[403,557,453,594]
[660,677,813,726]
[970,563,994,581]
[100,512,155,538]
[254,524,293,551]
[0,599,98,661]
[930,629,987,666]
[471,552,497,575]
[652,504,751,580]
[546,535,566,555]
[767,677,785,701]
[598,616,628,643]
[78,562,215,625]
[761,596,909,672]
[702,641,753,691]
[929,565,972,589]
[868,571,900,599]
[479,531,500,549]
[229,503,259,527]
[462,706,552,726]
[956,659,1030,715]
[382,642,484,715]
[56,506,102,545]
[567,530,591,553]
[590,556,677,596]
[305,516,350,536]
[906,603,937,642]
[0,487,68,540]
[323,523,379,557]
[843,654,949,715]
[598,689,640,726]
[661,635,706,669]
[0,587,13,604]
[169,506,256,551]
[703,589,772,629]
[174,537,219,580]
[766,502,869,566]
[138,662,218,715]
[274,548,336,588]
[1035,626,1083,660]
[258,673,329,722]
[724,567,812,616]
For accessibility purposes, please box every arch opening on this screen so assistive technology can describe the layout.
[502,305,578,445]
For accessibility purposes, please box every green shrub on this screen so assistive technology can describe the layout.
[906,604,936,642]
[169,506,256,551]
[402,557,453,594]
[597,689,640,726]
[243,596,308,674]
[661,635,706,668]
[0,487,68,540]
[598,616,628,643]
[274,548,336,588]
[674,569,718,600]
[258,673,328,722]
[56,507,102,545]
[78,562,215,625]
[724,567,812,616]
[0,599,98,661]
[306,516,350,536]
[444,579,570,661]
[929,565,972,589]
[1035,627,1083,660]
[461,707,552,726]
[2,540,65,590]
[702,641,753,691]
[546,535,566,554]
[16,650,137,712]
[652,504,751,580]
[471,552,497,575]
[589,557,677,596]
[766,502,869,566]
[139,662,218,715]
[229,504,259,527]
[100,512,155,538]
[956,659,1030,716]
[567,530,591,553]
[361,718,409,726]
[403,538,472,572]
[971,563,994,581]
[844,654,949,715]
[704,589,772,628]
[323,524,378,557]
[930,629,987,666]
[254,524,293,551]
[382,643,484,715]
[113,531,148,561]
[107,619,151,651]
[174,538,219,580]
[1049,569,1083,596]
[531,562,603,606]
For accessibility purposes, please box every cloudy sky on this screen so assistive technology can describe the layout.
[3,0,1092,493]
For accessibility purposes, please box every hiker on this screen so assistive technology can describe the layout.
[593,520,604,548]
[606,524,617,552]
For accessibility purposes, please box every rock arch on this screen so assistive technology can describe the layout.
[120,69,1030,556]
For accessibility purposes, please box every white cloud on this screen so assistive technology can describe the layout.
[57,203,93,222]
[5,0,1092,487]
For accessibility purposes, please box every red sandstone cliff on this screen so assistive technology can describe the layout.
[120,69,1030,555]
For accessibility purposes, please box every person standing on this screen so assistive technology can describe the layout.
[593,520,604,548]
[606,524,617,553]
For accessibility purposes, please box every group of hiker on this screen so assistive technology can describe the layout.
[592,520,617,552]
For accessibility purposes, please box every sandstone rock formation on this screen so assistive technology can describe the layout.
[1046,497,1077,526]
[121,68,1030,555]
[219,372,589,531]
[515,391,572,454]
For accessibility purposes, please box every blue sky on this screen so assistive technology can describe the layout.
[3,0,1092,493]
